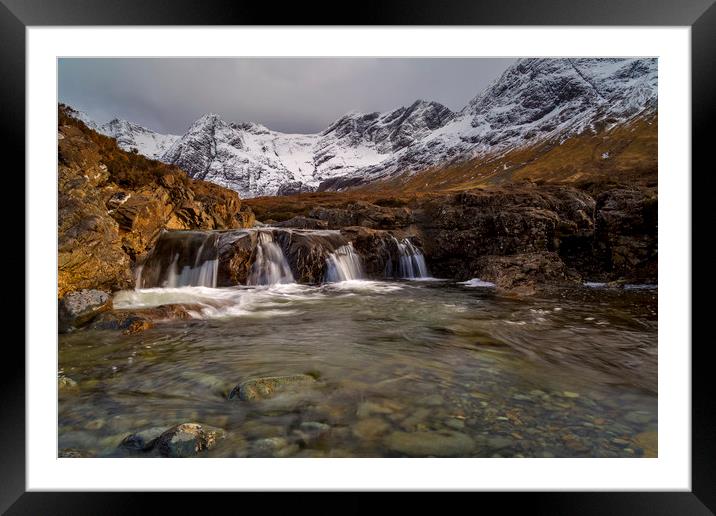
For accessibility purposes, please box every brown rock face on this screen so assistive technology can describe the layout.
[310,201,414,229]
[284,183,656,289]
[57,105,253,297]
[475,252,581,296]
[594,188,657,283]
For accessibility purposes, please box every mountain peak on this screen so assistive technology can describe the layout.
[65,58,657,198]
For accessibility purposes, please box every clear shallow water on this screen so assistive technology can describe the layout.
[59,280,657,458]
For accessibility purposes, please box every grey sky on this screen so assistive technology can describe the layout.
[58,58,516,135]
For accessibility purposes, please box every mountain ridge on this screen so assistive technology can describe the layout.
[65,57,657,198]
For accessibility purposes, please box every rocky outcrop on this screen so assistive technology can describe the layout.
[58,105,253,298]
[474,252,581,296]
[278,183,656,291]
[309,201,414,229]
[593,188,657,282]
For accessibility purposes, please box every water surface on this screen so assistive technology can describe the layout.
[59,280,657,458]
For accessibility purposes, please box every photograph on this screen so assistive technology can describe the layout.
[56,56,659,459]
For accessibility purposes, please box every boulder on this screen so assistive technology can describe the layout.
[155,423,225,457]
[119,427,166,451]
[58,289,112,332]
[228,374,318,401]
[88,303,201,334]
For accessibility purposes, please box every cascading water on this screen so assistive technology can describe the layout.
[386,236,430,279]
[247,231,295,285]
[135,231,220,289]
[325,243,365,282]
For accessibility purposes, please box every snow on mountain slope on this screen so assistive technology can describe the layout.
[61,106,180,160]
[65,58,657,198]
[347,58,658,185]
[160,99,455,197]
[99,118,180,160]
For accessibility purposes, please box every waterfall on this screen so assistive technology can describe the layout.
[325,243,365,282]
[136,231,219,288]
[247,231,295,285]
[388,237,430,279]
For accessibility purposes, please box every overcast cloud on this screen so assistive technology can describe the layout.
[58,58,516,135]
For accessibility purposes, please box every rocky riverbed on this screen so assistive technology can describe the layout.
[59,280,657,458]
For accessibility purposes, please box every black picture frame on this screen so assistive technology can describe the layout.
[3,0,712,513]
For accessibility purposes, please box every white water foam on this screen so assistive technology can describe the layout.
[460,278,496,288]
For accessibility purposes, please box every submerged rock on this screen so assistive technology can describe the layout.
[155,423,225,458]
[384,430,475,457]
[251,437,300,458]
[352,417,391,440]
[58,289,112,332]
[58,374,78,391]
[59,448,94,458]
[119,427,166,451]
[228,374,317,401]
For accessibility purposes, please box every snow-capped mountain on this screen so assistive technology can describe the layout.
[62,106,181,160]
[66,58,657,198]
[99,118,180,160]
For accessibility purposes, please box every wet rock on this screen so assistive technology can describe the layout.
[155,423,225,457]
[58,374,78,391]
[229,374,317,401]
[420,394,445,407]
[252,437,299,458]
[293,421,332,445]
[239,421,286,439]
[179,371,233,398]
[119,427,166,451]
[399,407,431,430]
[88,304,200,334]
[352,418,391,440]
[58,289,112,332]
[273,229,347,283]
[59,448,94,458]
[445,418,466,430]
[217,231,257,286]
[356,400,397,418]
[384,430,475,457]
[486,436,513,450]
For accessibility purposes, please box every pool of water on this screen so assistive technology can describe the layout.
[58,280,657,458]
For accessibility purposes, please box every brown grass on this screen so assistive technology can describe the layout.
[247,113,657,221]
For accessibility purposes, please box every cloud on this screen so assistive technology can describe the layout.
[58,57,516,135]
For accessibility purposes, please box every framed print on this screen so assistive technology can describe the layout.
[4,0,713,513]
